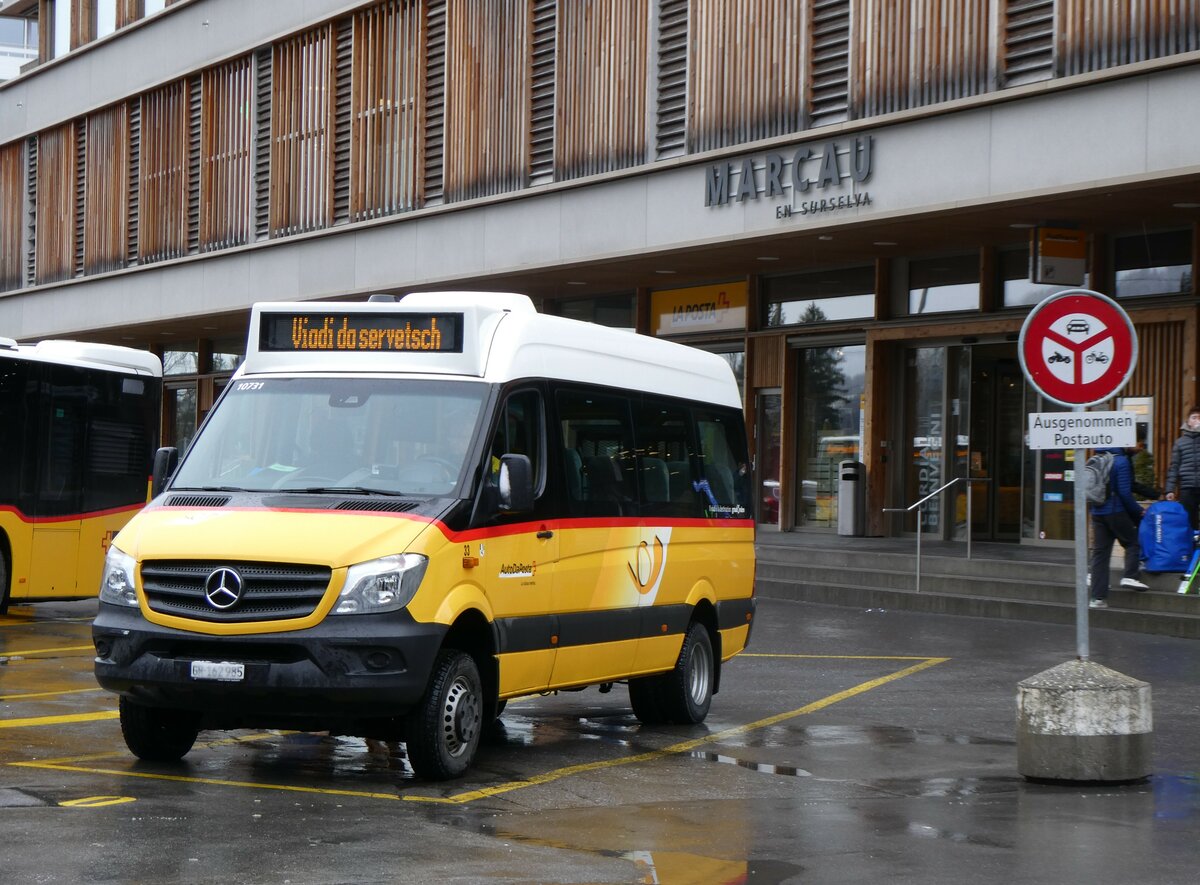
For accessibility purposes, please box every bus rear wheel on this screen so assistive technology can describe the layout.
[119,697,201,762]
[405,650,484,780]
[630,621,714,725]
[0,550,9,615]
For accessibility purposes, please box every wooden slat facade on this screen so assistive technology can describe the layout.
[200,57,253,250]
[270,25,336,235]
[1059,0,1200,75]
[350,0,424,220]
[442,0,530,202]
[555,0,648,180]
[1129,317,1190,488]
[83,103,128,275]
[139,81,190,264]
[852,0,989,118]
[7,0,1200,280]
[34,123,75,285]
[689,0,803,152]
[0,142,22,293]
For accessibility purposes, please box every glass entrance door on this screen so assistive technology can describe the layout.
[961,344,1024,541]
[795,344,865,530]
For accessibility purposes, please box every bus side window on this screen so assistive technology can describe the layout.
[694,408,751,518]
[489,389,544,496]
[634,396,701,518]
[556,387,636,517]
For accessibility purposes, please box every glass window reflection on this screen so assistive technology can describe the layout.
[763,266,874,327]
[909,254,979,314]
[1113,230,1192,298]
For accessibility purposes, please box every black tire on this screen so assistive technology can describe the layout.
[630,621,715,725]
[0,549,10,615]
[628,675,666,724]
[660,622,715,724]
[119,697,201,762]
[494,698,507,718]
[405,650,485,780]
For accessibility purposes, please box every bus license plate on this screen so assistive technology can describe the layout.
[189,660,245,682]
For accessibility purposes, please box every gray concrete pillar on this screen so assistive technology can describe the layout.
[1016,660,1152,783]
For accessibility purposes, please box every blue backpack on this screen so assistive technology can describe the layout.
[1139,500,1195,572]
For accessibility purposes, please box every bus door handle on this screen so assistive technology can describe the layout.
[537,529,554,540]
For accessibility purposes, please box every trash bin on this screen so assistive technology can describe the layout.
[838,460,866,536]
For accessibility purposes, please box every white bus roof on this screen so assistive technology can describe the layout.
[243,292,741,409]
[0,339,162,376]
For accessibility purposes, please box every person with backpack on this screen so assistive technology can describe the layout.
[1089,445,1148,608]
[1165,406,1200,532]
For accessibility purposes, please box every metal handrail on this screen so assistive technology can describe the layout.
[883,476,992,593]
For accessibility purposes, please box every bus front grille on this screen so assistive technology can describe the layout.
[140,561,332,623]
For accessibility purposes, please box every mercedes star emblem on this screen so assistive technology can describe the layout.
[204,567,244,610]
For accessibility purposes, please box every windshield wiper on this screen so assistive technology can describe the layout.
[274,486,413,496]
[170,485,250,493]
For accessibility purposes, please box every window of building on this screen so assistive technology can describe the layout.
[35,123,76,285]
[200,57,253,250]
[908,254,980,314]
[763,265,875,326]
[211,338,244,373]
[271,25,335,235]
[0,142,21,292]
[1000,246,1089,308]
[53,0,70,58]
[97,0,117,39]
[163,349,199,376]
[1113,229,1192,298]
[145,0,167,15]
[140,80,191,263]
[350,0,422,219]
[555,294,635,329]
[84,104,130,274]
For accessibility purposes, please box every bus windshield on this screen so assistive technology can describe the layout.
[171,377,489,496]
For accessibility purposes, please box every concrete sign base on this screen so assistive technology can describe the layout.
[1016,660,1152,783]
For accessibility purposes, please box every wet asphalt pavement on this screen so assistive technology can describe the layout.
[2,596,1198,884]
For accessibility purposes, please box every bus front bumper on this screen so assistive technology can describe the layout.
[92,603,447,729]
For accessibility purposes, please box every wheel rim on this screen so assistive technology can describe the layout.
[687,635,712,706]
[441,673,482,758]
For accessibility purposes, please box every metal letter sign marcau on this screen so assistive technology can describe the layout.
[1018,289,1138,407]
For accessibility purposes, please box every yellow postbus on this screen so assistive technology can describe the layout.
[93,293,756,779]
[0,338,162,614]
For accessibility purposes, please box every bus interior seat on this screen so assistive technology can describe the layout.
[583,455,625,512]
[666,460,692,502]
[640,457,670,503]
[706,463,735,505]
[564,448,584,500]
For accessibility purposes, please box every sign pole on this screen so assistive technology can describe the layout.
[1016,289,1151,784]
[1073,405,1089,661]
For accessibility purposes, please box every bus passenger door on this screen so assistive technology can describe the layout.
[550,388,643,689]
[482,389,560,697]
[30,366,86,598]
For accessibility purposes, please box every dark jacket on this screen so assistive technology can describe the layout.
[1090,447,1142,520]
[1166,425,1200,492]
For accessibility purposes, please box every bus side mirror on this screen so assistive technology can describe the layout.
[498,454,534,513]
[151,447,179,498]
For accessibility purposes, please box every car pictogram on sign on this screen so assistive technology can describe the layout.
[1065,319,1090,335]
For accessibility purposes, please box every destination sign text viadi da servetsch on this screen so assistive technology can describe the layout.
[260,313,464,353]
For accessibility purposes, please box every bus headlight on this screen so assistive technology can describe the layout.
[333,554,427,615]
[99,546,139,607]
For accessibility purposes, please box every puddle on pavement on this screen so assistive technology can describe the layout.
[688,749,812,778]
[737,723,1013,750]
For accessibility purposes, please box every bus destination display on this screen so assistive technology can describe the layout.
[260,312,464,353]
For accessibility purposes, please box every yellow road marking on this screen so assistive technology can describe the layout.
[0,687,104,701]
[8,657,949,804]
[0,644,94,658]
[60,795,137,808]
[410,656,949,804]
[0,711,117,729]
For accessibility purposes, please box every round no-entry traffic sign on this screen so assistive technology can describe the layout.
[1018,289,1138,407]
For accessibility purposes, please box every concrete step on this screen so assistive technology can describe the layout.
[755,560,1200,613]
[756,577,1200,640]
[756,544,1075,584]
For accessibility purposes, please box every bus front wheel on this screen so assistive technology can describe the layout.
[405,650,484,780]
[118,697,201,762]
